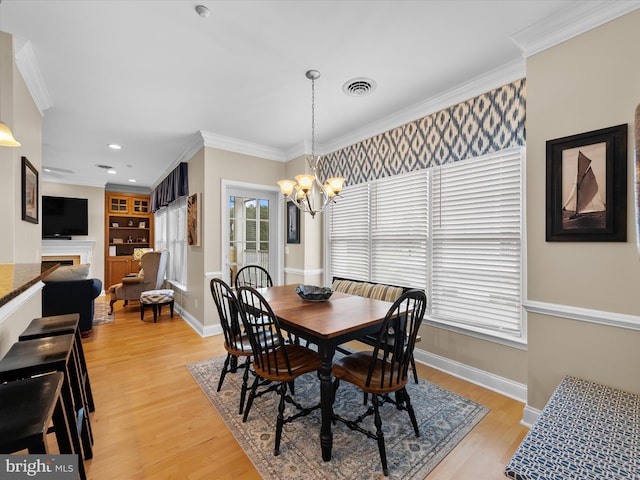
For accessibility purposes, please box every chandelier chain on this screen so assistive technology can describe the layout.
[311,75,316,158]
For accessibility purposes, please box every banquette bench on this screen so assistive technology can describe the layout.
[330,276,421,383]
[505,376,640,479]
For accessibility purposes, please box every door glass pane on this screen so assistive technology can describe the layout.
[228,195,271,284]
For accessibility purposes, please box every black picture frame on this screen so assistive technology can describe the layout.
[286,201,300,244]
[546,124,627,242]
[21,156,39,224]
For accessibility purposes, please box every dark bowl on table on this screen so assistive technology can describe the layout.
[296,285,333,302]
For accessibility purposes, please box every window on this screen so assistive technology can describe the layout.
[327,147,523,342]
[154,196,187,287]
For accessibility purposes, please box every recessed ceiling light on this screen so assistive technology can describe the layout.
[128,179,137,183]
[43,168,51,173]
[108,144,122,150]
[107,170,117,175]
[195,5,210,18]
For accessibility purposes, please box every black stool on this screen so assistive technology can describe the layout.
[0,335,93,462]
[0,372,86,480]
[20,313,95,412]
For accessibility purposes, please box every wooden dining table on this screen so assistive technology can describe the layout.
[256,284,392,462]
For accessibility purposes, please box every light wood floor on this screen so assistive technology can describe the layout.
[74,298,528,479]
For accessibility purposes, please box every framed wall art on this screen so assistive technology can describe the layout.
[287,201,300,244]
[21,156,39,224]
[187,192,201,246]
[546,124,627,242]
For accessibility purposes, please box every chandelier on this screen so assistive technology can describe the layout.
[277,70,344,218]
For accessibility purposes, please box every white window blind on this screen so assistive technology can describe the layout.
[430,149,522,337]
[328,182,370,280]
[371,171,429,289]
[327,147,523,342]
[328,170,429,289]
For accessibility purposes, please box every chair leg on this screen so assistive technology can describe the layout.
[372,394,389,476]
[411,354,419,384]
[239,358,251,415]
[140,304,145,321]
[217,353,231,392]
[169,300,174,318]
[274,382,287,456]
[403,388,420,437]
[242,375,260,423]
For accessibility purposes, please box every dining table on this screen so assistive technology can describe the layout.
[256,284,393,462]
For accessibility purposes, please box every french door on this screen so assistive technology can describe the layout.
[223,183,281,285]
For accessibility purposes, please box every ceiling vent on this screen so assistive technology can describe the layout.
[342,77,376,97]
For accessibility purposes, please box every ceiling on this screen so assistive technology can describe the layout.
[1,0,637,189]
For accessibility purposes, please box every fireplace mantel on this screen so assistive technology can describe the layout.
[42,240,96,274]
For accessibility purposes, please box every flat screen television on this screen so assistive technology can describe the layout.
[42,196,89,238]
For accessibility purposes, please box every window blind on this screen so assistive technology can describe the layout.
[371,171,429,289]
[328,182,370,280]
[430,149,522,337]
[327,147,523,341]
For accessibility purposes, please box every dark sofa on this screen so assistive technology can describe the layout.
[42,278,103,337]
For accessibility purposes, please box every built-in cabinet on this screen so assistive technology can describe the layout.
[104,192,153,288]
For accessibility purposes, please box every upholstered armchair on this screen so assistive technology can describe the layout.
[108,250,168,314]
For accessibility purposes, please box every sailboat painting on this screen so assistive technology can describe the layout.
[546,124,627,242]
[561,142,607,229]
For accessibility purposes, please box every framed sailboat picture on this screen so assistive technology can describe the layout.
[546,124,627,241]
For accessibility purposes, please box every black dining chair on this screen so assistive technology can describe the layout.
[236,285,321,456]
[234,265,273,290]
[331,289,427,477]
[210,278,254,414]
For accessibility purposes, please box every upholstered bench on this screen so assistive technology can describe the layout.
[140,289,175,322]
[331,277,422,383]
[505,375,640,480]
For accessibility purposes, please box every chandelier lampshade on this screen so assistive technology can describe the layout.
[0,121,20,147]
[277,70,344,218]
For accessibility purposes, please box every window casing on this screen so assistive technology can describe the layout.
[327,147,524,343]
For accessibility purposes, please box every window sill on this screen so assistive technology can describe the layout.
[166,280,187,293]
[423,316,527,350]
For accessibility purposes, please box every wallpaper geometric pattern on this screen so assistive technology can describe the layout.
[322,79,526,186]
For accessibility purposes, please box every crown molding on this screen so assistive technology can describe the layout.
[12,37,52,115]
[511,0,640,57]
[200,130,286,162]
[321,57,525,156]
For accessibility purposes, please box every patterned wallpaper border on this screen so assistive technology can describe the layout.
[323,79,526,186]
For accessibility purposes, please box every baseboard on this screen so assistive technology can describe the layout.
[175,303,222,337]
[413,348,527,404]
[521,404,542,428]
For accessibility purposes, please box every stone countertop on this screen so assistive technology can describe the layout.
[0,263,59,308]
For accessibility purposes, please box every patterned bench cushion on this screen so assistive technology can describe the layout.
[332,279,404,302]
[505,376,640,480]
[140,289,175,305]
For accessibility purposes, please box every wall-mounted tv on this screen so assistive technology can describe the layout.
[42,196,89,238]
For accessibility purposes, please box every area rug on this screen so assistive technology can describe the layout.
[93,300,115,326]
[187,355,489,479]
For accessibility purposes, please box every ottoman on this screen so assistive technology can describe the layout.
[140,289,175,322]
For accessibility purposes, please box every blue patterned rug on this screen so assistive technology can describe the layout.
[187,354,488,479]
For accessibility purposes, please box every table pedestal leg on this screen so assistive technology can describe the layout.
[318,346,335,461]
